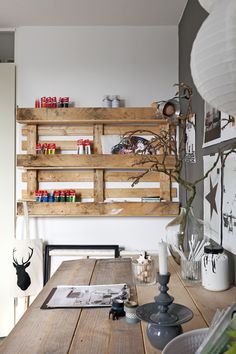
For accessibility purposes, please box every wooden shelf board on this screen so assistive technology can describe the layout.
[17,201,179,217]
[17,154,176,170]
[17,107,166,124]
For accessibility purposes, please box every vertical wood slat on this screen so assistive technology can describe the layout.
[159,172,171,201]
[27,125,38,154]
[93,124,104,202]
[27,170,38,199]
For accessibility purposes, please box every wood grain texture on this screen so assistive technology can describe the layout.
[22,171,160,183]
[2,258,236,354]
[136,258,208,354]
[94,124,104,202]
[22,187,177,200]
[17,107,163,124]
[26,170,38,198]
[169,258,236,326]
[69,259,145,354]
[22,124,167,137]
[159,173,171,201]
[17,154,176,170]
[27,125,37,154]
[17,201,180,217]
[22,125,93,136]
[22,171,94,183]
[0,259,96,354]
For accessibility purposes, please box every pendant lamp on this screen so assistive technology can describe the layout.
[191,0,236,117]
[198,0,217,13]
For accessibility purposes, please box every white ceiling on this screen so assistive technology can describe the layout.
[0,0,187,27]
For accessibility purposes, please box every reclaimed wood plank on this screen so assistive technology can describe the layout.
[22,125,93,136]
[105,171,161,182]
[27,125,37,154]
[17,107,163,124]
[22,187,177,200]
[22,171,94,183]
[17,201,179,217]
[26,170,38,199]
[22,124,167,137]
[0,259,96,354]
[159,173,171,201]
[22,171,161,183]
[17,154,176,170]
[69,259,145,354]
[94,124,104,202]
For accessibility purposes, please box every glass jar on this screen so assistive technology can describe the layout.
[165,207,186,264]
[132,259,156,286]
[201,244,229,291]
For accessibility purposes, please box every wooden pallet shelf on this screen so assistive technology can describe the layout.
[17,154,176,170]
[17,201,179,217]
[17,107,165,124]
[17,107,179,217]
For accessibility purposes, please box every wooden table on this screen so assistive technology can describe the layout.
[1,258,236,354]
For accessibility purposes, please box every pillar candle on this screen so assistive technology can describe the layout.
[158,241,168,275]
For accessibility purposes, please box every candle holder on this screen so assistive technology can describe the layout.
[136,272,193,350]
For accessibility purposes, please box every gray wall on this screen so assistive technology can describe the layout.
[0,32,14,62]
[179,0,236,284]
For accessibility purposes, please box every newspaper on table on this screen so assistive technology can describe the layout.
[41,283,129,309]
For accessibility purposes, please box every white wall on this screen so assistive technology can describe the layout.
[0,64,15,336]
[15,26,178,251]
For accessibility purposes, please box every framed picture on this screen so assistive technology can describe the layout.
[203,102,221,147]
[203,155,221,244]
[185,114,196,163]
[203,102,236,147]
[222,152,236,255]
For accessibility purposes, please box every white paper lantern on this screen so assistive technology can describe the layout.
[191,0,236,117]
[198,0,218,13]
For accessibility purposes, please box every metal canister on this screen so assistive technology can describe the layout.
[201,244,229,291]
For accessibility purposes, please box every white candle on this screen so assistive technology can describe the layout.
[158,241,168,275]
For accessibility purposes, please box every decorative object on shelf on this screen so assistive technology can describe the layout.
[36,143,56,155]
[102,95,112,108]
[35,96,70,108]
[191,0,236,117]
[111,136,155,155]
[132,252,156,285]
[136,272,193,350]
[111,95,120,108]
[201,244,229,291]
[77,139,92,154]
[124,301,140,324]
[35,190,76,203]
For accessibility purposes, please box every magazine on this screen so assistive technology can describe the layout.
[41,283,129,309]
